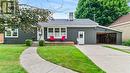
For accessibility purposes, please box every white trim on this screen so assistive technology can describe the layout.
[37,27,44,40]
[42,27,44,40]
[5,28,18,38]
[77,31,85,44]
[47,27,67,39]
[37,27,41,40]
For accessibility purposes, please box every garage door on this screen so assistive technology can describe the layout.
[97,33,116,44]
[0,33,4,43]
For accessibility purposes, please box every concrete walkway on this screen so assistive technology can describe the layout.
[20,47,77,73]
[75,45,130,73]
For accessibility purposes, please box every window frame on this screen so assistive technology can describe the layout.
[1,1,15,14]
[47,27,67,39]
[5,28,18,38]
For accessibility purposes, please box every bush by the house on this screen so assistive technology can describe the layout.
[122,40,130,46]
[25,39,33,46]
[39,40,45,46]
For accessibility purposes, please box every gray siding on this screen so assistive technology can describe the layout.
[4,28,37,44]
[116,33,122,44]
[67,27,96,44]
[44,27,122,44]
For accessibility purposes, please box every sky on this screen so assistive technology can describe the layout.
[19,0,78,19]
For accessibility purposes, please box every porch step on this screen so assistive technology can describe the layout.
[32,41,39,47]
[45,41,75,45]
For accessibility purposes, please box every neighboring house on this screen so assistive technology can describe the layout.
[0,0,37,44]
[0,0,17,14]
[109,13,130,41]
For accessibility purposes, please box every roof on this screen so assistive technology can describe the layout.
[38,19,99,27]
[98,25,122,33]
[38,18,121,32]
[110,13,130,27]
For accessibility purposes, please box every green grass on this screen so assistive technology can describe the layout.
[104,45,130,54]
[0,44,27,73]
[37,45,105,73]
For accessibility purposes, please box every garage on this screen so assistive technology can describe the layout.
[97,33,117,44]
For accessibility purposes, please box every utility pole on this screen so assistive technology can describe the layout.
[94,14,96,21]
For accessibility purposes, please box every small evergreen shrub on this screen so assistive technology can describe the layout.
[25,39,33,46]
[39,40,45,46]
[122,40,130,46]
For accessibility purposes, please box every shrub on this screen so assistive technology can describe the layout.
[39,40,45,46]
[25,39,33,46]
[122,40,130,46]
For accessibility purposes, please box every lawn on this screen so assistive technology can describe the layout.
[37,45,105,73]
[104,45,130,54]
[0,44,27,73]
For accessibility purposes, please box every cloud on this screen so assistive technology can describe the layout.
[53,13,68,19]
[49,2,62,9]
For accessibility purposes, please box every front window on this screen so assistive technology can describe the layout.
[47,27,67,39]
[48,28,53,37]
[55,28,60,37]
[5,28,18,37]
[61,28,66,36]
[12,29,18,36]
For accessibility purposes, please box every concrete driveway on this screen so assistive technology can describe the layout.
[75,45,130,73]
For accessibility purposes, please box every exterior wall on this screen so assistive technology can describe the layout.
[0,33,4,43]
[96,27,122,44]
[67,27,96,44]
[110,23,130,41]
[44,27,122,44]
[4,28,37,44]
[44,27,97,44]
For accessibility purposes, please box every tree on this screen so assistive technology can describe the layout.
[0,0,52,33]
[75,0,129,26]
[0,8,51,33]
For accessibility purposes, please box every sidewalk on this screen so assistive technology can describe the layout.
[20,47,77,73]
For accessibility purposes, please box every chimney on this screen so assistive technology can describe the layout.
[69,12,74,21]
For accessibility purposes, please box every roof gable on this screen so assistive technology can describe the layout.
[110,13,130,27]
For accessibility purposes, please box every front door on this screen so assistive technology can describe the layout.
[78,31,85,44]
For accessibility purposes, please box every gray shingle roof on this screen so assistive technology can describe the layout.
[38,19,99,27]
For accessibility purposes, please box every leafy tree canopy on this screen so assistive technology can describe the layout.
[0,7,52,33]
[75,0,129,26]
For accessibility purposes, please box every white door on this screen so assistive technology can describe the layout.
[78,31,85,44]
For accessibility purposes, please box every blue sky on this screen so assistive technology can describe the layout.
[19,0,78,19]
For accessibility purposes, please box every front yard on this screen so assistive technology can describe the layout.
[37,45,105,73]
[0,44,27,73]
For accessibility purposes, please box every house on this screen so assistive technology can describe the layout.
[0,0,19,43]
[36,13,122,45]
[109,13,130,41]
